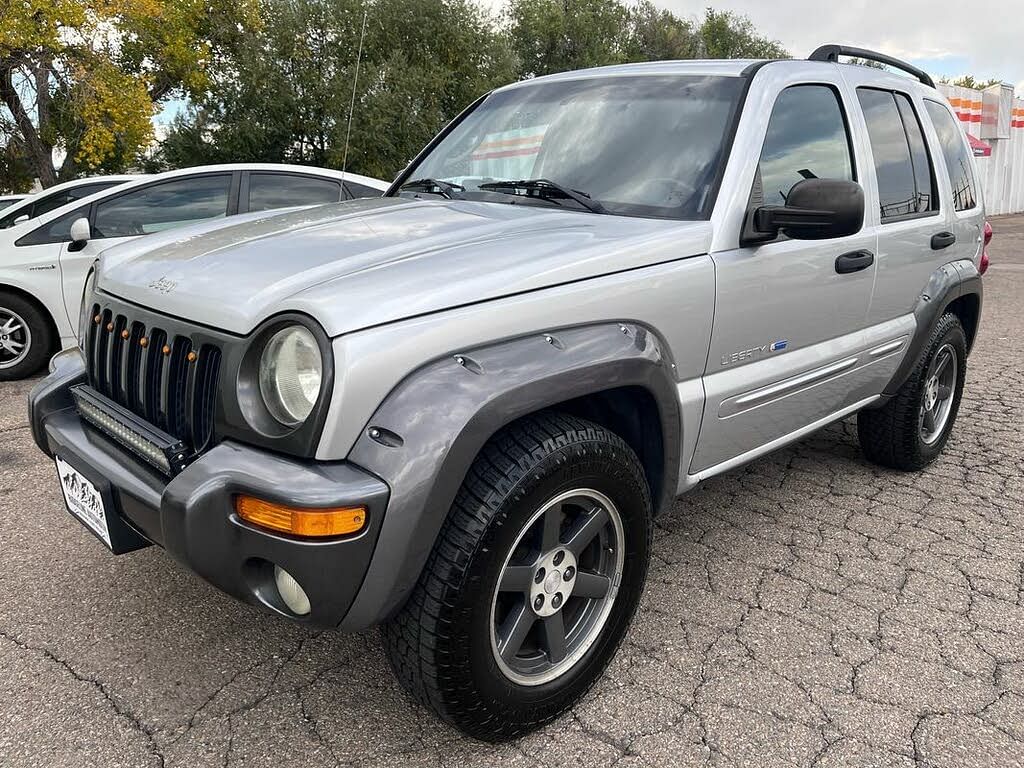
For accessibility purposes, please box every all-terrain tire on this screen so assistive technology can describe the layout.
[858,312,967,470]
[382,412,652,741]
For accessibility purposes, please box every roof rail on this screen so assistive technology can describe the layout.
[808,44,936,89]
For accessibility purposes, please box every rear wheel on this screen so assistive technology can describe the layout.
[0,292,53,381]
[383,412,652,741]
[858,312,967,470]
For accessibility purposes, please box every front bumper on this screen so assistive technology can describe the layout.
[30,351,389,627]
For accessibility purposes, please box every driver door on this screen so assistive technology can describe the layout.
[691,81,878,474]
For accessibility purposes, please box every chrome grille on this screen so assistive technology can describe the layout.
[85,303,222,454]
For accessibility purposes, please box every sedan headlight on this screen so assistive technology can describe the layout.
[258,326,323,426]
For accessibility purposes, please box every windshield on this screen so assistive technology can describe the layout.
[401,75,745,220]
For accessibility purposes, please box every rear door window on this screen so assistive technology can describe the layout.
[93,175,231,239]
[857,88,937,220]
[246,173,341,212]
[925,100,979,211]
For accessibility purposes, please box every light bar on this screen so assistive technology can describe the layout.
[71,385,190,475]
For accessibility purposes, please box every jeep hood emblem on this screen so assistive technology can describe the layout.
[148,277,177,294]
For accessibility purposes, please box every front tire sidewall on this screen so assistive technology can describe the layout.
[464,445,650,724]
[0,293,52,381]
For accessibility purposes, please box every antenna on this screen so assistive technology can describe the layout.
[341,5,369,183]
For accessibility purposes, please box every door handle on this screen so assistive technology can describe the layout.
[835,250,874,274]
[931,231,956,250]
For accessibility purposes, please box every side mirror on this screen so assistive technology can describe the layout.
[743,178,864,245]
[13,214,28,225]
[68,217,91,251]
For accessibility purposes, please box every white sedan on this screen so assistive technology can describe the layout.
[0,163,388,379]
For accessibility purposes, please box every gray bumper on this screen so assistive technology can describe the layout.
[29,351,389,627]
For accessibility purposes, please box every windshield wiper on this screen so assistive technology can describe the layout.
[477,179,608,214]
[399,177,465,199]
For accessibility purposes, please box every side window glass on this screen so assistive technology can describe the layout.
[344,182,381,199]
[247,174,341,212]
[757,84,854,207]
[925,100,978,211]
[30,191,74,218]
[14,206,88,247]
[858,88,934,219]
[894,94,937,213]
[94,175,231,238]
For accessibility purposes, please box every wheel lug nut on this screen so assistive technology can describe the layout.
[534,568,545,584]
[563,566,575,580]
[534,595,544,611]
[553,550,565,566]
[552,593,563,609]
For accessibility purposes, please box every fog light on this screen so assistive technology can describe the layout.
[274,565,311,616]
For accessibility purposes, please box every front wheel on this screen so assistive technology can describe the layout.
[0,291,53,381]
[383,412,652,741]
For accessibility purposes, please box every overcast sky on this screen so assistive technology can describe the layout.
[481,0,1024,91]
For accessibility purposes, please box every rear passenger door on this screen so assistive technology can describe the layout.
[856,87,950,325]
[693,80,877,474]
[239,172,343,213]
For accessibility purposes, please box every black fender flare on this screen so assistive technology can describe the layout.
[339,321,680,630]
[882,259,982,397]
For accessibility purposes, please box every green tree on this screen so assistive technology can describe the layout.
[158,0,518,180]
[0,0,258,188]
[694,8,788,59]
[506,0,629,77]
[941,74,1002,90]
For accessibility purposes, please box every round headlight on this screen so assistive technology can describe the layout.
[259,326,323,426]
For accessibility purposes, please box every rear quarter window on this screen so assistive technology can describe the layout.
[924,100,979,211]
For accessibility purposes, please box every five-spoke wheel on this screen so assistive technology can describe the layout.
[490,489,624,685]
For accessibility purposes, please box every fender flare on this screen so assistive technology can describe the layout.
[882,259,982,397]
[339,321,680,630]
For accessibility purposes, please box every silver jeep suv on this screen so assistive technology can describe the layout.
[30,46,987,739]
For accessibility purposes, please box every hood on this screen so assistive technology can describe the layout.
[98,197,712,336]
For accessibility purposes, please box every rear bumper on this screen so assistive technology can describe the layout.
[29,350,389,627]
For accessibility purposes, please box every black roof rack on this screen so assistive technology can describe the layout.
[808,44,936,89]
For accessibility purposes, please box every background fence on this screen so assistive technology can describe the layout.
[938,82,1024,216]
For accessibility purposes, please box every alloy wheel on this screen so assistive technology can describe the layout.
[490,488,624,686]
[0,308,31,370]
[920,343,957,445]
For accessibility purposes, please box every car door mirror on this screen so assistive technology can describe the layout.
[68,217,91,252]
[744,179,864,244]
[14,214,28,225]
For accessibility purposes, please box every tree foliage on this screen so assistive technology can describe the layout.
[161,0,788,181]
[0,0,258,187]
[940,74,1002,90]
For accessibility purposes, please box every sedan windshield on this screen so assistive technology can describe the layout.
[401,75,745,220]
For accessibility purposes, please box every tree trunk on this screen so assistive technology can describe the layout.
[0,64,58,187]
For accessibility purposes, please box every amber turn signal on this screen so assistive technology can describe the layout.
[235,496,367,538]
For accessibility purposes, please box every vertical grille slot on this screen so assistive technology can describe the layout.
[83,303,222,463]
[191,346,221,452]
[110,314,128,405]
[144,329,167,426]
[125,321,145,411]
